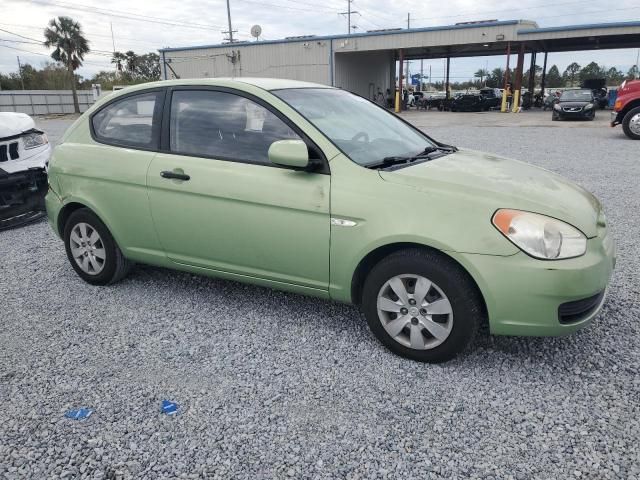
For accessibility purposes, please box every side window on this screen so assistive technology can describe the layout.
[169,90,301,165]
[92,92,160,148]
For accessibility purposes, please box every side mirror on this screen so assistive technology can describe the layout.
[268,140,309,170]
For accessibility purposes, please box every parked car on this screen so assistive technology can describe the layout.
[450,94,482,112]
[610,79,640,140]
[422,92,447,110]
[0,112,51,229]
[581,78,608,109]
[479,87,502,110]
[411,91,424,108]
[46,78,615,363]
[552,89,596,121]
[543,92,560,111]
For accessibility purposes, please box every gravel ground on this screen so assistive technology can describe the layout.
[1,112,639,479]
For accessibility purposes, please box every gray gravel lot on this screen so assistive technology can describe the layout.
[1,111,639,479]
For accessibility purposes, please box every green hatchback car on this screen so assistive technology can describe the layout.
[46,78,616,362]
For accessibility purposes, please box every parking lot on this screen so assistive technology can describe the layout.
[1,110,639,479]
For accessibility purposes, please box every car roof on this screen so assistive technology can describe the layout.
[110,77,333,94]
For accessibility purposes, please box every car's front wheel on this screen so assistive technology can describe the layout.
[361,249,483,363]
[63,208,133,285]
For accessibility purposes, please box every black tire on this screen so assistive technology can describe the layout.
[622,106,640,140]
[63,208,133,285]
[552,113,558,121]
[361,248,484,363]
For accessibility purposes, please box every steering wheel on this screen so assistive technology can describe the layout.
[351,131,370,143]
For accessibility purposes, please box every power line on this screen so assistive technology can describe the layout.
[0,43,108,66]
[31,0,227,31]
[0,38,42,45]
[0,22,162,47]
[0,27,43,43]
[234,0,340,13]
[410,0,604,21]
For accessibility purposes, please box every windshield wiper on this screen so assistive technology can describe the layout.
[366,145,456,169]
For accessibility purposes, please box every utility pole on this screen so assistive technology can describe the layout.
[420,58,424,91]
[340,0,358,35]
[110,22,119,77]
[223,0,236,43]
[110,22,116,53]
[17,56,25,90]
[406,13,410,89]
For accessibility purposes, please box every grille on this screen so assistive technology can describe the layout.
[558,291,605,324]
[562,106,582,112]
[0,142,20,162]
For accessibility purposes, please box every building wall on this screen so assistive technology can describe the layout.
[163,40,332,85]
[334,51,394,99]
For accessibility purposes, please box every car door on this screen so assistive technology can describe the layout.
[146,87,331,292]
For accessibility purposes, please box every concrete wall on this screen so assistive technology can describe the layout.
[334,51,394,99]
[162,40,331,85]
[0,90,95,115]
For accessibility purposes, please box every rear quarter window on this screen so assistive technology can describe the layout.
[91,91,161,148]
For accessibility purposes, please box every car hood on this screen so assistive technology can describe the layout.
[0,112,35,138]
[379,149,601,237]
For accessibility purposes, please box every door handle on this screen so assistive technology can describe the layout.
[160,170,190,181]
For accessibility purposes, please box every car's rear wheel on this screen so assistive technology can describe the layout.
[361,249,483,363]
[63,208,133,285]
[622,107,640,140]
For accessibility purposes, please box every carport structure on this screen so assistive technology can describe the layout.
[160,19,640,111]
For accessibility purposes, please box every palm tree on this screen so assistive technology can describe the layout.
[111,51,126,74]
[124,51,139,76]
[474,68,489,86]
[44,16,89,113]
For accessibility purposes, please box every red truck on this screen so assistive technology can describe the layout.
[611,79,640,140]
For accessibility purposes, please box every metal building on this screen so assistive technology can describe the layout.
[159,20,640,99]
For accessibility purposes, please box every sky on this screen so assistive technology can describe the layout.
[1,0,639,82]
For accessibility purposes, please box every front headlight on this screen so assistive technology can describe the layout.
[584,103,594,110]
[553,104,561,111]
[22,132,48,150]
[492,209,587,260]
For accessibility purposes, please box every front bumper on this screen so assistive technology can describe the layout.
[556,108,594,119]
[450,229,616,336]
[610,110,622,127]
[0,167,48,230]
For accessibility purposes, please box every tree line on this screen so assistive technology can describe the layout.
[470,61,638,90]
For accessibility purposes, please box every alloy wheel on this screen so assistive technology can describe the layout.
[376,274,454,350]
[629,113,640,136]
[69,222,106,275]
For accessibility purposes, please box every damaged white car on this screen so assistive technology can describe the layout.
[0,112,51,229]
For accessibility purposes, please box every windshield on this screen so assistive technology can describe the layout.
[273,88,435,166]
[561,90,593,101]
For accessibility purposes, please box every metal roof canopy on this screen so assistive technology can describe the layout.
[396,22,640,61]
[160,19,640,60]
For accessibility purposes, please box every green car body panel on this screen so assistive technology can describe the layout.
[46,78,616,337]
